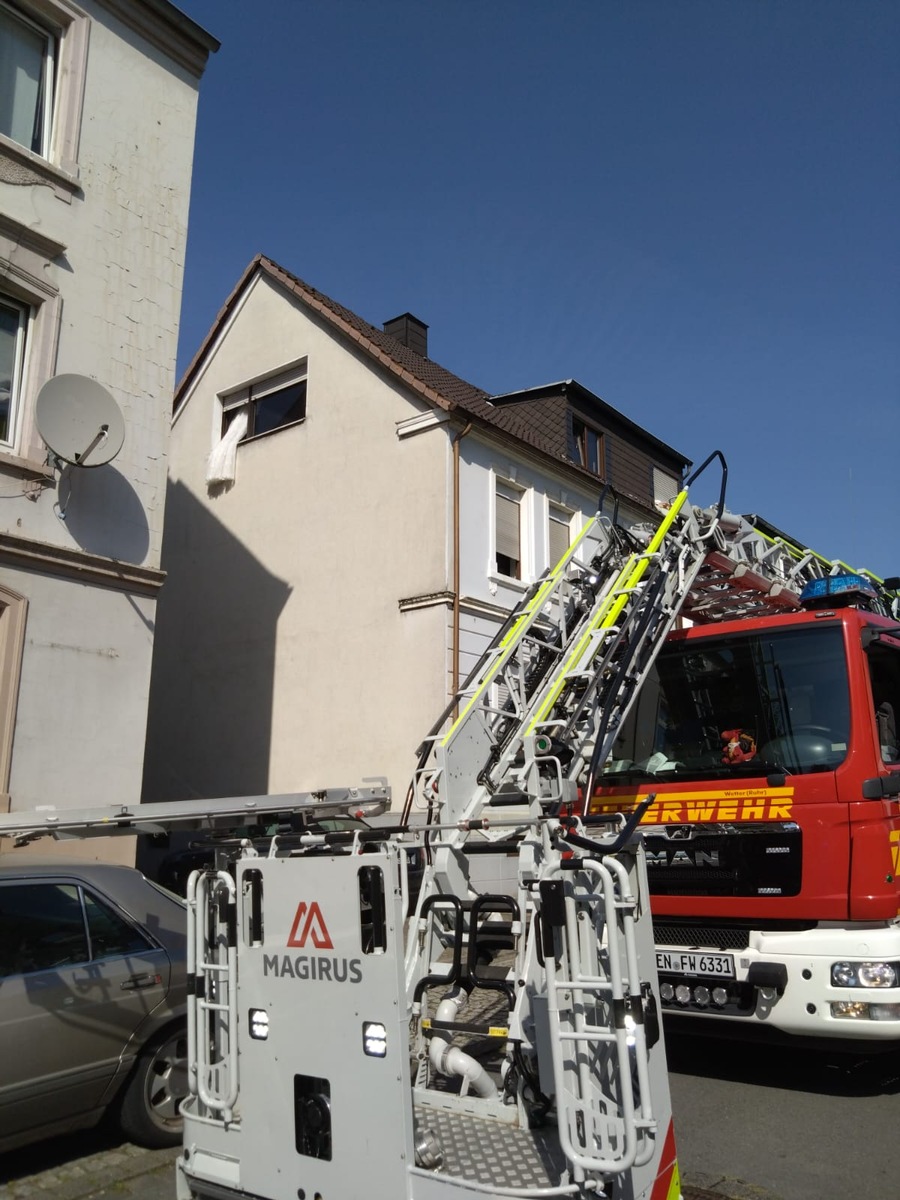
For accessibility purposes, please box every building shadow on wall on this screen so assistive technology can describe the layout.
[140,477,291,810]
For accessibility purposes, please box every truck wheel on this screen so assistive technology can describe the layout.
[118,1025,188,1147]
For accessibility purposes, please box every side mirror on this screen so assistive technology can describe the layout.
[862,774,900,800]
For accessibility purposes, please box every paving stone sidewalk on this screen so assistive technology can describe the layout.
[0,1143,178,1200]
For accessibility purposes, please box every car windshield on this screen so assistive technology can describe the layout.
[599,623,850,782]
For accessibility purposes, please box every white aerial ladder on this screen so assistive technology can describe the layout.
[2,451,891,1200]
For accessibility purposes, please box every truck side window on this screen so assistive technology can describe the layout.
[867,644,900,764]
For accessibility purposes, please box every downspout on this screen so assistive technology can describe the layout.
[452,422,473,716]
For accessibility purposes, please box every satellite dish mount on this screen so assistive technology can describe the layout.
[34,374,126,519]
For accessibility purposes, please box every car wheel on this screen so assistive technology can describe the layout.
[118,1025,188,1147]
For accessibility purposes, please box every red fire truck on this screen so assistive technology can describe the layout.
[591,543,900,1045]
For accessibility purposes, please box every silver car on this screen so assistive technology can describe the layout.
[0,858,188,1153]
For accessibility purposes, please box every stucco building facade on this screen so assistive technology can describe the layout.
[0,0,217,835]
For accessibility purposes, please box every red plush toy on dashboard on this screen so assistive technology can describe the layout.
[721,729,757,763]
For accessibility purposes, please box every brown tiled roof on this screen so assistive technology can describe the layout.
[175,254,686,502]
[259,258,498,418]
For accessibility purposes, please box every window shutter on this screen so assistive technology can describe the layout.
[495,486,520,561]
[548,508,570,567]
[653,468,680,506]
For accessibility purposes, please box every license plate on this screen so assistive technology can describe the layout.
[656,950,736,978]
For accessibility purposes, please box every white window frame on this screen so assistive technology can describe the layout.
[0,0,89,187]
[0,295,29,450]
[493,477,527,583]
[220,358,308,444]
[0,1,55,158]
[0,216,63,467]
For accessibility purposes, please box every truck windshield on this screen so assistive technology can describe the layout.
[600,623,850,782]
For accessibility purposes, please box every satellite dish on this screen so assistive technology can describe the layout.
[35,374,125,468]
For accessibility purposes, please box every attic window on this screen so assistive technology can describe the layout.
[572,417,605,476]
[222,360,308,441]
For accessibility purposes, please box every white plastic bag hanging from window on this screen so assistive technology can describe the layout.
[206,409,248,485]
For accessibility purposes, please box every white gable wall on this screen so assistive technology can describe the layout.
[145,275,451,804]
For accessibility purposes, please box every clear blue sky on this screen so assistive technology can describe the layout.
[175,0,899,577]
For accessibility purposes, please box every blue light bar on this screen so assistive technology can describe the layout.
[800,573,879,607]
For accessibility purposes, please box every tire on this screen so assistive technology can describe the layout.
[118,1024,188,1148]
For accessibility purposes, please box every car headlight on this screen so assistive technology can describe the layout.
[831,961,899,988]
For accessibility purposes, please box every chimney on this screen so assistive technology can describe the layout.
[383,312,428,358]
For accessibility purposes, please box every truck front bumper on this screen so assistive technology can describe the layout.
[655,922,900,1041]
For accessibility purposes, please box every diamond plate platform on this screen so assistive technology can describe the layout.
[413,1108,568,1190]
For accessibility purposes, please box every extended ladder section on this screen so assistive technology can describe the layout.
[0,786,391,846]
[410,452,894,834]
[413,487,714,832]
[680,509,898,623]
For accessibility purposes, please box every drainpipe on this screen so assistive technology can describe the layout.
[452,422,472,715]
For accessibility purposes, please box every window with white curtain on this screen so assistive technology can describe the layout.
[221,360,308,442]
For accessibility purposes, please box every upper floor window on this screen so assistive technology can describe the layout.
[0,2,56,158]
[548,503,572,568]
[573,416,605,476]
[495,480,523,579]
[0,294,28,448]
[653,467,681,508]
[0,0,90,183]
[222,360,308,442]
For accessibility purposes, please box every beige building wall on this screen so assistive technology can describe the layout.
[144,274,453,806]
[0,0,215,830]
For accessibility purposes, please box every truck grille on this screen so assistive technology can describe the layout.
[653,922,751,950]
[644,821,802,898]
[653,918,817,950]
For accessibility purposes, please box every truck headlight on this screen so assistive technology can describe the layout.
[831,961,899,988]
[858,962,898,988]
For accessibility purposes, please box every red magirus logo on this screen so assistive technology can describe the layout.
[287,901,333,949]
[263,900,362,984]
